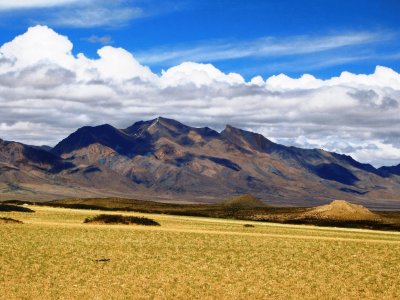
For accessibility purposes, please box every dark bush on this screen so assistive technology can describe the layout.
[243,224,255,228]
[0,204,34,213]
[0,217,23,224]
[84,214,160,226]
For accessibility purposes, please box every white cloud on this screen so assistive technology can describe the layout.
[0,26,399,167]
[82,46,157,82]
[49,6,143,28]
[0,0,181,28]
[352,141,400,165]
[265,66,400,91]
[160,62,245,87]
[82,35,113,45]
[0,0,80,10]
[265,74,323,90]
[329,66,400,89]
[136,32,393,65]
[0,25,74,69]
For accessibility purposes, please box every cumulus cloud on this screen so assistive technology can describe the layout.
[160,62,245,88]
[0,26,74,69]
[0,26,399,167]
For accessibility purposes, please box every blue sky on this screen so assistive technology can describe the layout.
[0,0,400,166]
[0,0,399,80]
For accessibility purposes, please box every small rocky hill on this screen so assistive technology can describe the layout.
[302,200,379,221]
[222,194,267,209]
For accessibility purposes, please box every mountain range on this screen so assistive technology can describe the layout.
[1,117,400,208]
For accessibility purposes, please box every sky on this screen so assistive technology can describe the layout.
[0,0,399,167]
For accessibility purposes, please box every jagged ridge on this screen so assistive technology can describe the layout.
[1,117,400,208]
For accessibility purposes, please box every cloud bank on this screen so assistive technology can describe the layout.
[0,26,399,167]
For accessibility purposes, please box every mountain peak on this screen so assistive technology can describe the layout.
[221,124,275,153]
[379,163,400,176]
[124,116,191,138]
[52,123,137,156]
[124,116,220,141]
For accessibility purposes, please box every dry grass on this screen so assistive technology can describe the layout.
[1,205,400,299]
[14,197,400,231]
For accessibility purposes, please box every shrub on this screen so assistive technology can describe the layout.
[84,214,160,226]
[0,217,23,224]
[0,204,34,213]
[244,224,255,228]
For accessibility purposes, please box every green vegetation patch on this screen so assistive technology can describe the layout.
[84,214,160,226]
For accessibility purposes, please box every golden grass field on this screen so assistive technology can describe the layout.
[1,205,400,300]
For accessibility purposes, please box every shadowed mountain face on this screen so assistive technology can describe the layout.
[0,138,140,201]
[221,125,275,153]
[52,124,141,157]
[379,164,400,177]
[0,139,74,173]
[1,118,400,208]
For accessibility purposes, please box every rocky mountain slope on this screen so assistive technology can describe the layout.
[1,117,400,208]
[0,138,142,201]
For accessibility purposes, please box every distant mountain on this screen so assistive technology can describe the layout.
[1,118,400,208]
[52,124,139,157]
[28,145,53,152]
[0,138,141,201]
[379,164,400,177]
[0,138,73,173]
